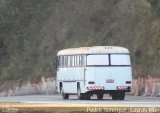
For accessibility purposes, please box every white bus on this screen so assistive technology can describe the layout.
[55,46,132,100]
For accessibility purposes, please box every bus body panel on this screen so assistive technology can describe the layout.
[57,67,85,93]
[57,66,132,93]
[62,82,77,93]
[85,67,132,91]
[57,67,85,81]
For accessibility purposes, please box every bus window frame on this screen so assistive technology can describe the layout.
[86,54,109,66]
[57,53,131,68]
[86,53,131,66]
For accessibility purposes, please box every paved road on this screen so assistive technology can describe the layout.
[0,94,160,107]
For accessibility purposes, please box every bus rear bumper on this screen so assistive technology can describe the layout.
[86,86,131,93]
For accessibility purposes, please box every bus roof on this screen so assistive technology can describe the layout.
[57,46,129,55]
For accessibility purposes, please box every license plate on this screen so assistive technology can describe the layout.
[106,79,114,83]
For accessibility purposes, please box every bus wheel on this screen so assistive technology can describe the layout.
[77,84,83,100]
[60,82,62,93]
[97,94,104,100]
[83,94,91,100]
[111,91,118,100]
[77,87,82,100]
[62,91,69,99]
[85,96,91,100]
[118,91,125,100]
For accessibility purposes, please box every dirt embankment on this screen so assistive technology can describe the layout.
[0,77,160,96]
[0,77,56,96]
[132,76,160,96]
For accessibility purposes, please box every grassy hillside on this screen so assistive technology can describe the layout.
[0,0,160,82]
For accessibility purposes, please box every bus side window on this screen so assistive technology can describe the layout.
[61,56,64,67]
[63,56,65,67]
[64,56,68,67]
[74,56,77,66]
[62,56,66,67]
[59,56,62,67]
[72,56,75,66]
[79,55,82,66]
[68,56,70,67]
[77,55,80,66]
[79,55,86,66]
[81,55,86,66]
[70,56,73,67]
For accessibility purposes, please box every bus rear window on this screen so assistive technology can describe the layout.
[110,54,131,65]
[87,55,109,66]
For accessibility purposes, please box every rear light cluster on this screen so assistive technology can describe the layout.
[126,81,131,84]
[87,86,104,90]
[117,86,131,90]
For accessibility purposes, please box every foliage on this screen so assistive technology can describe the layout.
[149,0,160,16]
[0,0,160,82]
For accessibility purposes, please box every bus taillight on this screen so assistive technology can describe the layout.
[126,81,131,84]
[87,86,104,90]
[117,86,129,90]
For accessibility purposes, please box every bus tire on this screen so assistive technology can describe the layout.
[77,83,83,100]
[111,91,118,100]
[62,91,69,99]
[97,94,104,100]
[118,91,125,100]
[83,93,91,100]
[60,82,62,93]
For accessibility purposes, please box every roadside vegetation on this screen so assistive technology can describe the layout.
[0,0,160,83]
